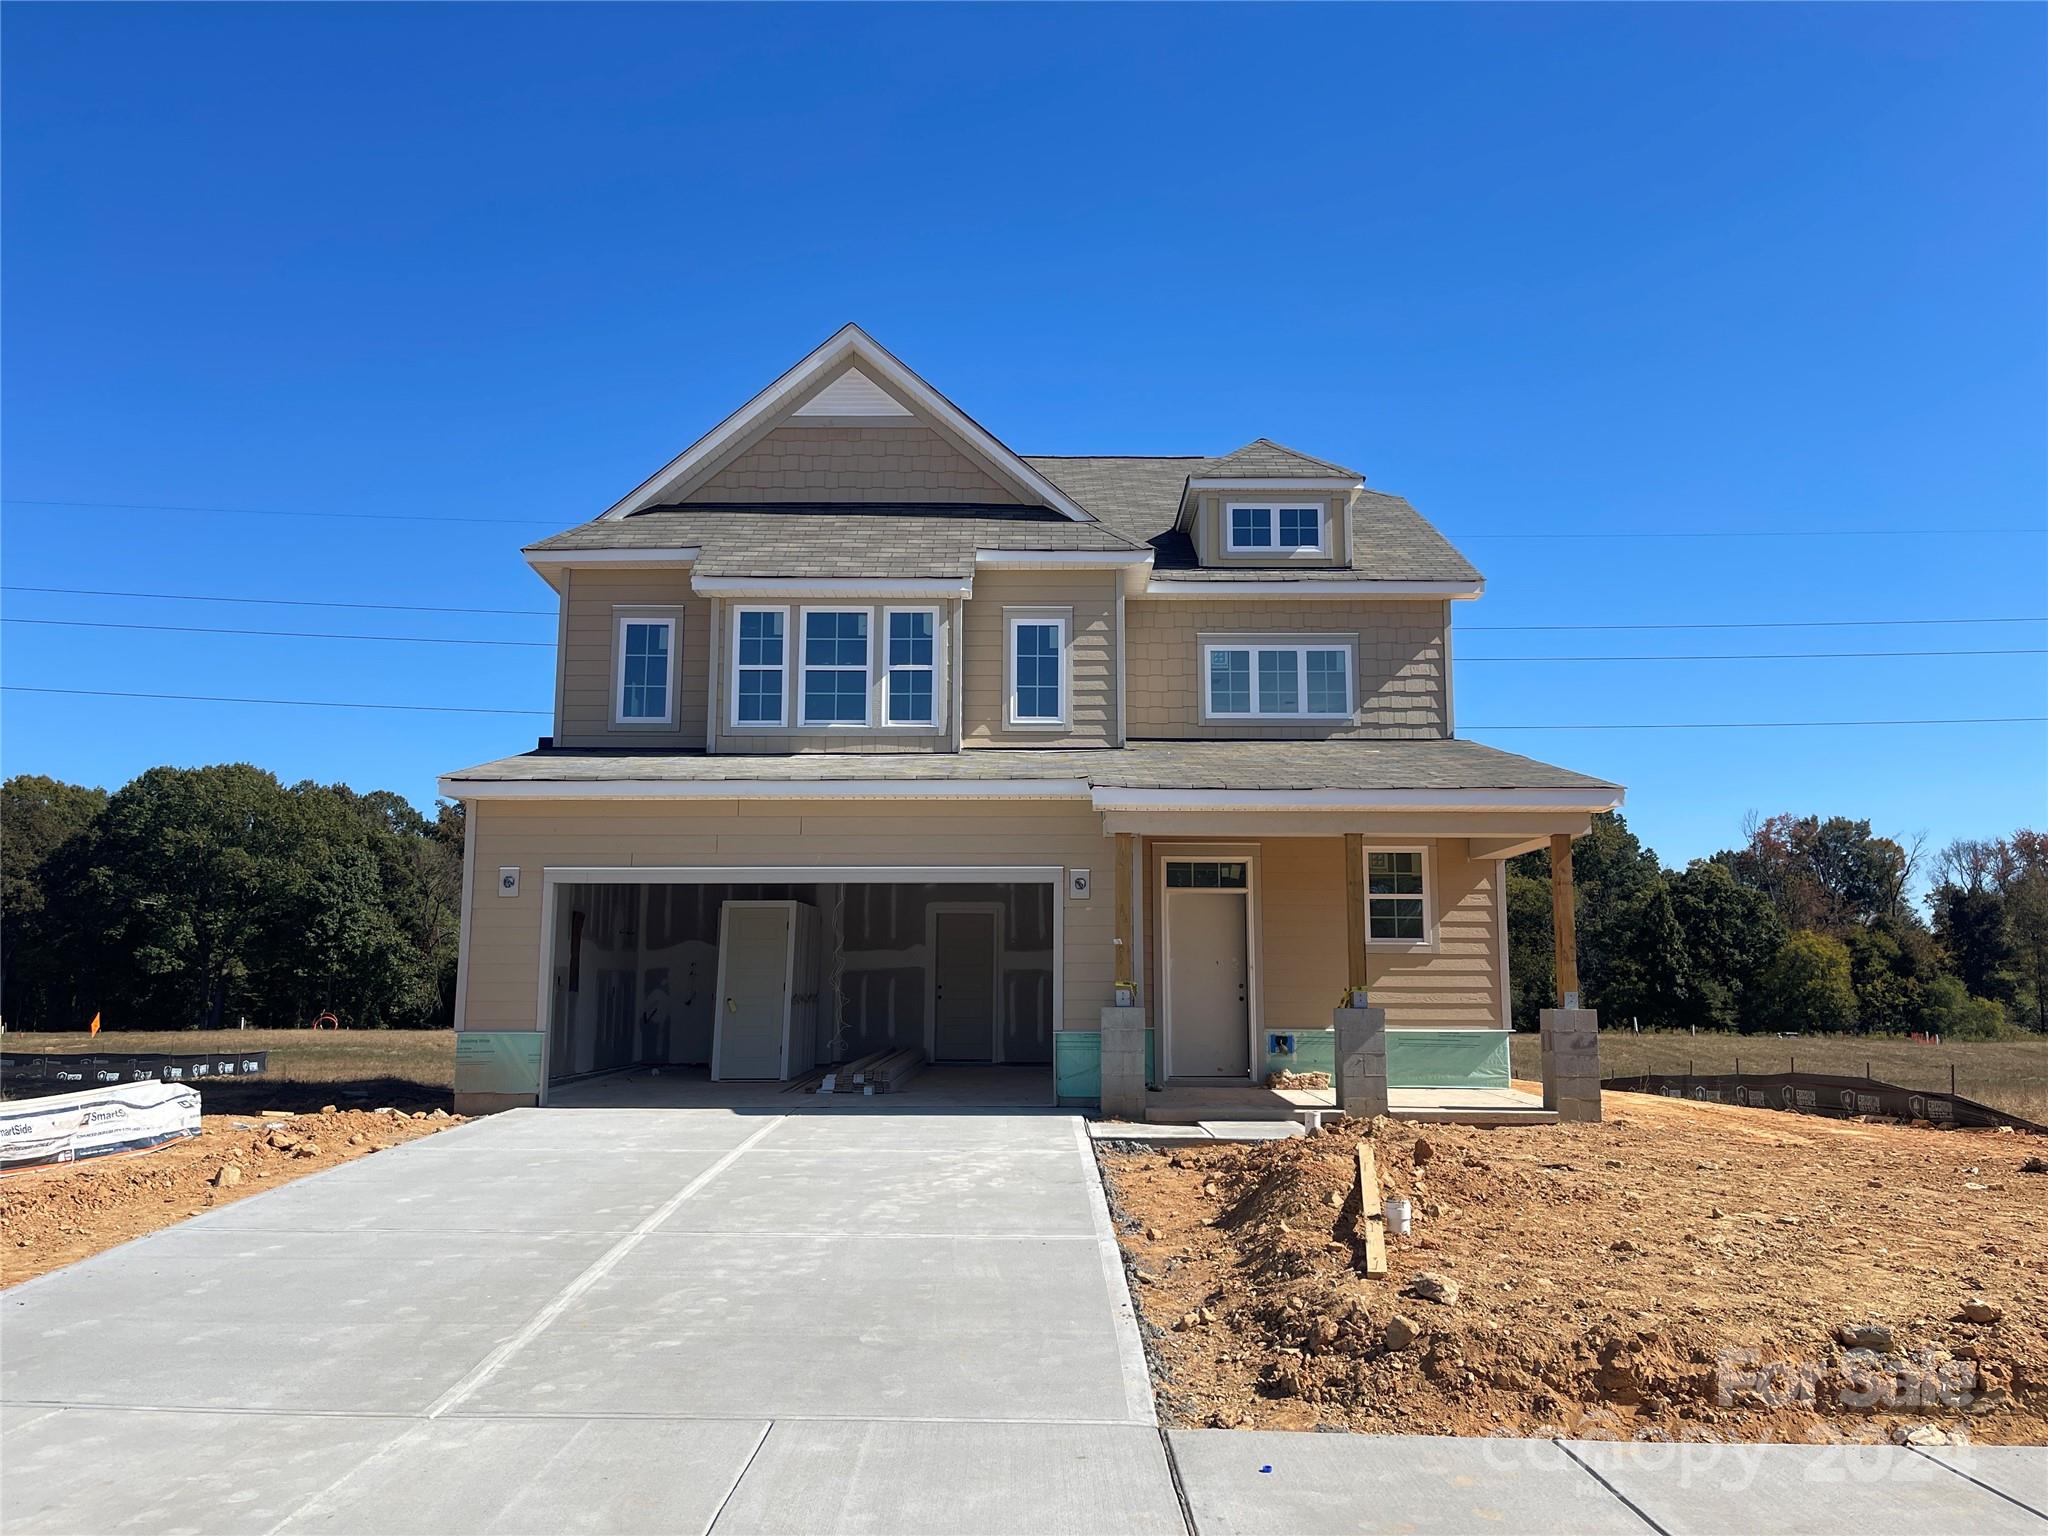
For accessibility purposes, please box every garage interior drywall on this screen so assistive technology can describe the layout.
[545,880,1055,1085]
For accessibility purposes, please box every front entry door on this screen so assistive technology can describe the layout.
[932,909,998,1062]
[1169,890,1250,1077]
[716,904,788,1080]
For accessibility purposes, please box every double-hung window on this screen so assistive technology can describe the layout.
[613,612,677,726]
[801,609,871,725]
[1006,612,1068,728]
[1366,850,1430,944]
[1203,642,1352,719]
[1227,503,1325,554]
[731,607,788,727]
[884,608,938,726]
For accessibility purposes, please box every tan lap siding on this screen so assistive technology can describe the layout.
[1139,836,1501,1039]
[555,569,708,748]
[461,798,1118,1036]
[961,569,1118,748]
[1124,598,1446,740]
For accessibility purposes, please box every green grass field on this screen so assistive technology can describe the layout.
[1,1027,455,1111]
[1509,1030,2048,1125]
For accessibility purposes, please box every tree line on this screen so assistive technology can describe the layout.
[1507,812,2047,1037]
[3,766,463,1033]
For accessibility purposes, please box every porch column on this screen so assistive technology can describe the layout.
[1100,832,1147,1120]
[1343,832,1368,1000]
[1550,832,1579,1007]
[1541,832,1601,1121]
[1334,1003,1388,1119]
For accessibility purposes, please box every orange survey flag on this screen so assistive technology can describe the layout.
[88,1012,101,1037]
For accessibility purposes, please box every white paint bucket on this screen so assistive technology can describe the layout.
[1385,1198,1413,1237]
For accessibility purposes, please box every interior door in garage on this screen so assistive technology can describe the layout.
[715,904,789,1080]
[932,908,998,1062]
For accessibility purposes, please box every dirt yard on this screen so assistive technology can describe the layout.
[1,1105,461,1287]
[1099,1093,2047,1446]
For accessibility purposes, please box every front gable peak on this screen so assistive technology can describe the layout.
[600,325,1098,522]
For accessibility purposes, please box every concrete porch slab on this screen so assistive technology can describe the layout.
[1166,1428,1648,1534]
[1088,1119,1307,1145]
[711,1420,1185,1536]
[1565,1438,2046,1534]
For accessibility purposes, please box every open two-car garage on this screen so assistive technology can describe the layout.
[540,867,1062,1101]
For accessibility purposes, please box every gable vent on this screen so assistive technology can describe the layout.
[792,367,913,418]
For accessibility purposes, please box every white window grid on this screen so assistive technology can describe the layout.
[1202,641,1352,719]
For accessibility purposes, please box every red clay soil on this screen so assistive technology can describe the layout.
[1,1107,461,1287]
[1098,1092,2047,1446]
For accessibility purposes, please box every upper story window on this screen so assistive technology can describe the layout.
[1366,850,1431,944]
[613,611,678,727]
[1227,502,1325,555]
[732,607,789,727]
[884,607,938,726]
[1006,611,1069,728]
[1204,641,1352,720]
[801,609,872,726]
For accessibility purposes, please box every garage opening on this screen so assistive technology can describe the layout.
[541,875,1058,1103]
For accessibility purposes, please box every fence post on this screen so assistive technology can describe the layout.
[1951,1063,1957,1097]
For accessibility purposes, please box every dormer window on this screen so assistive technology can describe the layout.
[1227,502,1325,555]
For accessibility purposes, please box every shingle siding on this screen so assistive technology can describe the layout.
[554,570,709,749]
[685,424,1028,505]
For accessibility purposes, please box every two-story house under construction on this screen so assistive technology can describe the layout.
[440,327,1622,1115]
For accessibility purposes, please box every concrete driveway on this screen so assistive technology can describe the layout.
[1,1105,1174,1535]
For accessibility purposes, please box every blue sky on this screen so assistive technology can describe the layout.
[4,3,2043,884]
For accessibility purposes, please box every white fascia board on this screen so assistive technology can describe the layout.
[1089,786,1625,813]
[524,547,701,568]
[1186,477,1362,492]
[973,550,1151,567]
[599,324,1098,523]
[1143,579,1484,599]
[438,776,1093,802]
[690,575,973,599]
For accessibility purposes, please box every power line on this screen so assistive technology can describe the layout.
[1453,527,2047,541]
[2,584,553,617]
[7,496,2045,541]
[3,617,553,649]
[1462,616,2047,632]
[1469,717,2047,732]
[9,615,2037,662]
[1,686,548,718]
[2,684,2041,733]
[2,497,546,527]
[5,583,2038,636]
[1464,648,2047,662]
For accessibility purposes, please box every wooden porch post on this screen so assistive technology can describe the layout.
[1550,832,1579,1006]
[1113,832,1135,993]
[1343,833,1369,995]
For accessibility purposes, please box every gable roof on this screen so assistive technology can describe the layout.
[1193,438,1362,481]
[598,324,1098,524]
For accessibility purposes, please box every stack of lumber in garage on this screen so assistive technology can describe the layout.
[816,1051,890,1095]
[852,1047,925,1095]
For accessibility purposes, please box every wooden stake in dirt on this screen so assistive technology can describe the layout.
[1354,1141,1388,1278]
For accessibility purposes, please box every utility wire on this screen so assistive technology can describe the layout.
[1,584,553,617]
[7,614,2041,663]
[1463,616,2048,632]
[1,686,549,717]
[1463,648,2048,663]
[3,617,552,648]
[6,496,2045,541]
[3,685,2042,732]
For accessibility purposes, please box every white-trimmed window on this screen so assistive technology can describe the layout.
[1366,849,1430,944]
[1203,642,1352,719]
[884,607,938,726]
[731,606,788,727]
[1227,503,1325,554]
[1006,612,1069,727]
[801,609,872,725]
[613,611,678,726]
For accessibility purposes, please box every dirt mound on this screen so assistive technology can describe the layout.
[1101,1097,2046,1444]
[2,1106,460,1286]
